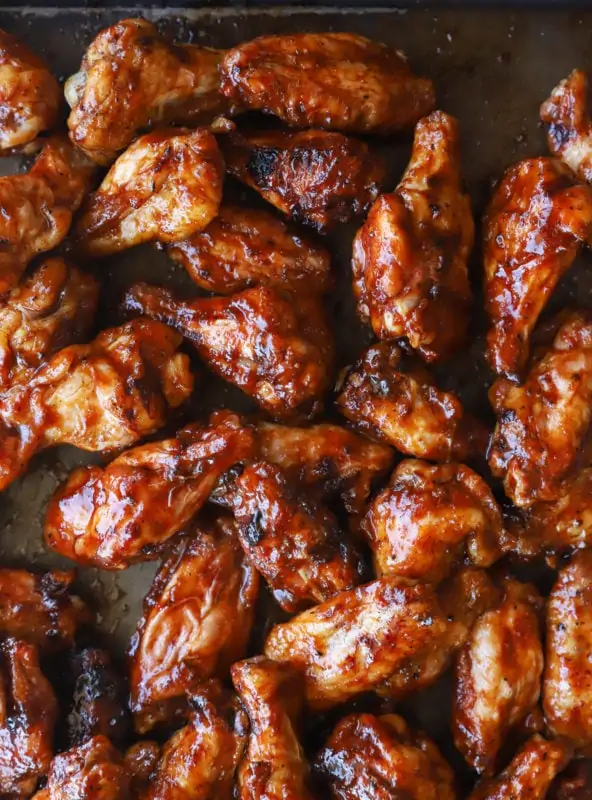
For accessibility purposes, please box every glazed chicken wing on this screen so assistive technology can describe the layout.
[0,28,60,152]
[45,411,252,570]
[362,460,503,582]
[264,567,497,710]
[66,18,229,165]
[166,204,332,295]
[124,282,332,419]
[488,310,592,507]
[76,128,223,256]
[336,342,488,461]
[219,32,434,134]
[483,157,592,377]
[541,69,592,184]
[0,317,193,491]
[353,111,473,361]
[550,761,592,800]
[0,137,93,294]
[0,259,98,388]
[315,712,455,800]
[130,516,259,734]
[223,128,384,231]
[452,578,544,775]
[232,657,315,800]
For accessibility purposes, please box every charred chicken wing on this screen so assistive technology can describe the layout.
[353,111,473,361]
[223,128,384,231]
[65,18,228,165]
[315,712,456,800]
[483,157,592,377]
[541,69,592,184]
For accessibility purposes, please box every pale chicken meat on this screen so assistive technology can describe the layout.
[452,578,544,775]
[232,657,315,800]
[362,459,503,582]
[219,32,434,134]
[0,136,94,295]
[315,712,456,800]
[0,259,99,389]
[488,310,592,507]
[0,317,193,491]
[352,111,473,361]
[129,516,259,734]
[44,411,253,571]
[264,567,498,710]
[76,128,223,256]
[541,69,592,184]
[336,342,488,461]
[166,204,332,295]
[483,157,592,378]
[223,128,385,231]
[124,282,332,419]
[65,18,229,165]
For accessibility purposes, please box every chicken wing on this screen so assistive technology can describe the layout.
[232,656,314,800]
[223,128,384,231]
[65,18,228,165]
[362,459,502,582]
[0,317,193,491]
[452,578,544,775]
[124,282,332,419]
[468,736,572,800]
[45,411,252,570]
[550,761,592,800]
[483,157,592,377]
[124,741,161,798]
[0,28,60,152]
[315,712,455,800]
[219,32,434,134]
[336,342,488,461]
[264,566,497,710]
[353,111,473,361]
[488,310,592,507]
[230,461,360,613]
[130,516,259,734]
[76,128,223,256]
[0,259,99,389]
[0,638,57,797]
[166,204,332,295]
[544,549,592,746]
[541,70,592,184]
[0,137,94,294]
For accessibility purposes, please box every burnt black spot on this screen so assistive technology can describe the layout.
[247,147,280,188]
[243,509,266,546]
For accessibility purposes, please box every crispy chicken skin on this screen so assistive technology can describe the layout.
[0,136,94,295]
[315,712,456,800]
[0,317,193,491]
[353,111,473,361]
[230,461,360,613]
[0,259,99,388]
[541,69,592,184]
[488,310,592,508]
[232,657,314,800]
[219,33,434,134]
[264,567,498,710]
[483,157,592,378]
[362,460,503,581]
[45,411,252,570]
[336,342,488,461]
[166,204,332,295]
[452,578,544,775]
[130,516,259,734]
[544,549,592,746]
[124,282,332,419]
[76,128,223,256]
[65,18,228,165]
[223,128,385,231]
[0,28,60,152]
[468,735,572,800]
[0,638,58,797]
[140,684,248,800]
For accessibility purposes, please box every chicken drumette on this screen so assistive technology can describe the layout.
[541,69,592,184]
[353,111,473,361]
